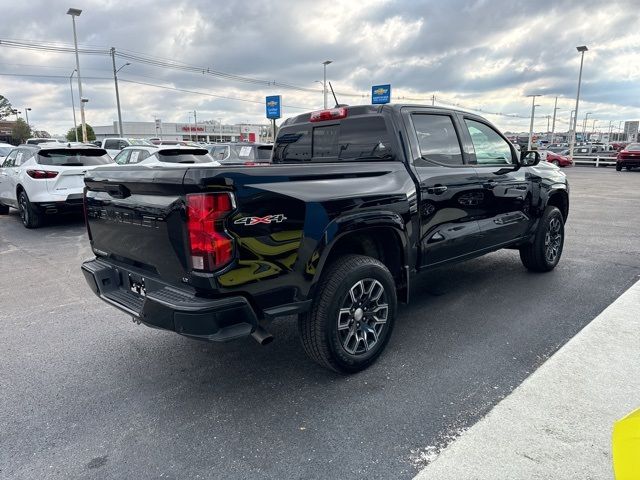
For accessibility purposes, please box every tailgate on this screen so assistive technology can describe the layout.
[84,166,191,286]
[47,167,87,193]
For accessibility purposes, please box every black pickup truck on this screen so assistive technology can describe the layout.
[81,104,569,373]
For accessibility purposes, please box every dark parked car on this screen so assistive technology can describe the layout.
[81,105,569,373]
[616,143,640,171]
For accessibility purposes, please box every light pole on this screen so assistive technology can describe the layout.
[322,60,332,109]
[582,112,592,141]
[110,47,130,137]
[591,119,597,141]
[219,118,223,142]
[549,96,559,144]
[618,120,624,141]
[568,45,588,158]
[526,94,542,150]
[187,112,193,141]
[69,69,78,142]
[67,7,87,142]
[24,108,31,129]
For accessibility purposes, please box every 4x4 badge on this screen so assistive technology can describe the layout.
[234,214,287,226]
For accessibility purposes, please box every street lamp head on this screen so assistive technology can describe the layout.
[67,7,82,16]
[26,108,31,111]
[81,97,89,103]
[322,60,333,66]
[576,45,588,52]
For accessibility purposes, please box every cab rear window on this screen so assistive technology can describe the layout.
[37,149,112,166]
[273,116,394,163]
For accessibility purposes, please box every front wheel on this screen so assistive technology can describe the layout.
[551,160,560,167]
[519,206,565,272]
[298,254,397,373]
[616,164,622,171]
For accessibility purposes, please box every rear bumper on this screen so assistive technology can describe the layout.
[81,258,259,341]
[35,193,84,212]
[617,159,640,168]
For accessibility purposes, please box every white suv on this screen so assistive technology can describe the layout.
[112,145,221,166]
[0,144,113,228]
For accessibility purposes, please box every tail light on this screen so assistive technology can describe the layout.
[310,107,348,122]
[186,192,235,271]
[26,169,58,179]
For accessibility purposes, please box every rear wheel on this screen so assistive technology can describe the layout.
[0,203,9,214]
[298,254,397,373]
[18,190,42,229]
[519,206,564,272]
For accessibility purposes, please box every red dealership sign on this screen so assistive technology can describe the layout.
[181,126,204,132]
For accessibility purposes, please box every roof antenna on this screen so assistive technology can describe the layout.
[328,82,348,108]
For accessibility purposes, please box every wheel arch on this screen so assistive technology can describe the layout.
[308,220,410,304]
[547,188,569,222]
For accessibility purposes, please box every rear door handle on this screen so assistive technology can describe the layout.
[426,185,448,195]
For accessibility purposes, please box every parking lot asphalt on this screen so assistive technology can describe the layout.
[1,167,639,480]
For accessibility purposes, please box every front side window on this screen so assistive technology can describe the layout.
[411,114,463,166]
[104,140,120,150]
[465,119,513,165]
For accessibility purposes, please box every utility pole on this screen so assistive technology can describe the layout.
[219,118,223,142]
[110,47,129,137]
[69,70,78,142]
[549,96,558,145]
[526,94,542,150]
[582,112,592,141]
[431,94,435,106]
[193,110,198,142]
[68,8,87,143]
[24,108,31,129]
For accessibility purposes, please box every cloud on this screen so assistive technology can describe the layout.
[0,0,638,135]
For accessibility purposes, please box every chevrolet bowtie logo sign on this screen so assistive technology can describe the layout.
[373,88,388,95]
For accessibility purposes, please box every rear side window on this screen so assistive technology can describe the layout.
[273,116,393,163]
[256,145,273,161]
[37,149,113,166]
[411,114,463,166]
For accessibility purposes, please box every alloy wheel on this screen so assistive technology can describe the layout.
[337,278,389,355]
[19,194,28,226]
[544,216,562,263]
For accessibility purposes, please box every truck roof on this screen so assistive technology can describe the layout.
[281,103,477,128]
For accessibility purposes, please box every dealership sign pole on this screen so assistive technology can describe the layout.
[266,95,281,142]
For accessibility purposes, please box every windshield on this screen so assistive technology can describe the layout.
[0,146,13,156]
[154,149,215,163]
[626,143,640,151]
[37,149,113,166]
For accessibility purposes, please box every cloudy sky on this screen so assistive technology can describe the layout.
[1,0,639,136]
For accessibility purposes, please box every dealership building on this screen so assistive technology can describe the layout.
[93,120,270,143]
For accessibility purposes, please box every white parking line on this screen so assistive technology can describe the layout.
[414,277,640,480]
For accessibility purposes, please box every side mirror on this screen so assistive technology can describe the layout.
[520,150,541,167]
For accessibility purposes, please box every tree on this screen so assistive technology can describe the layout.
[11,118,31,144]
[0,95,13,120]
[66,124,96,142]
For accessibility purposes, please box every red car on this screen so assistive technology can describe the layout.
[544,151,573,167]
[616,143,640,171]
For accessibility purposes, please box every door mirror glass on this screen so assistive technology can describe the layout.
[520,150,540,167]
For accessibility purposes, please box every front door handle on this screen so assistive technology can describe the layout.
[426,185,448,195]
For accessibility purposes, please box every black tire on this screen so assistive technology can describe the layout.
[616,164,622,171]
[0,203,9,215]
[298,254,397,373]
[18,190,42,229]
[519,206,564,272]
